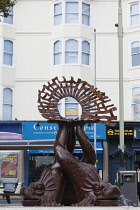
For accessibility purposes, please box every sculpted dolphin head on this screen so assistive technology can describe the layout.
[20,182,45,200]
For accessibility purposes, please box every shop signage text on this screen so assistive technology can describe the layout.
[23,122,106,140]
[107,128,133,136]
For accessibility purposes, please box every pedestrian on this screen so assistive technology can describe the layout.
[135,164,140,171]
[3,183,16,204]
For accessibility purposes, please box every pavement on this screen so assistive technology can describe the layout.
[0,195,22,206]
[0,206,139,209]
[0,196,140,209]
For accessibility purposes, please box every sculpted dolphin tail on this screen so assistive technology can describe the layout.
[76,124,96,165]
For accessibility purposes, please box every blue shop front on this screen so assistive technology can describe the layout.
[106,121,140,185]
[22,121,106,186]
[0,121,106,187]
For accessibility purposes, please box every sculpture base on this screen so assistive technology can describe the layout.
[21,200,40,206]
[95,199,120,206]
[21,199,119,207]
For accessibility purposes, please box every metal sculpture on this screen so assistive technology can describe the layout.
[20,77,120,206]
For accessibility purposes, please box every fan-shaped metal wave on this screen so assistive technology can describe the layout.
[38,77,117,125]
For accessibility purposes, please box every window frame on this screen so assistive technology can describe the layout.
[130,2,140,27]
[3,6,14,25]
[82,2,90,26]
[54,2,62,25]
[3,39,14,67]
[131,41,140,67]
[82,40,90,65]
[2,87,13,120]
[65,39,78,64]
[53,38,90,66]
[53,0,90,26]
[131,87,140,120]
[65,2,79,24]
[54,40,62,65]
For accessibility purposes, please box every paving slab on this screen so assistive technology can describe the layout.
[0,207,139,210]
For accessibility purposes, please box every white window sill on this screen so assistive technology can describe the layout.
[128,25,140,30]
[53,23,91,27]
[129,66,140,71]
[0,22,16,27]
[2,65,15,69]
[53,64,90,67]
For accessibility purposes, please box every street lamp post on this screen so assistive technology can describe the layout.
[94,29,97,156]
[115,0,125,170]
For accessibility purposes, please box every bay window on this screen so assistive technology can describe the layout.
[82,41,90,65]
[131,41,140,67]
[54,39,90,65]
[4,6,13,24]
[65,2,79,23]
[3,40,13,66]
[3,88,13,120]
[54,1,90,26]
[132,87,140,120]
[54,3,62,25]
[130,3,139,26]
[54,40,62,65]
[82,3,90,25]
[65,39,78,63]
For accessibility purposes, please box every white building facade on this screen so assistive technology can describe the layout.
[0,0,140,122]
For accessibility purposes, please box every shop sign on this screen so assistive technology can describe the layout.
[22,122,58,140]
[84,123,106,140]
[0,152,19,183]
[22,121,106,140]
[107,128,133,137]
[0,122,22,140]
[1,154,18,178]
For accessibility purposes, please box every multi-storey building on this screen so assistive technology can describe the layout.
[0,0,140,121]
[0,0,140,186]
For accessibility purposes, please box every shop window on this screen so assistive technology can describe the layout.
[3,40,13,66]
[28,153,55,184]
[131,41,140,67]
[3,88,13,120]
[130,2,139,26]
[28,152,83,185]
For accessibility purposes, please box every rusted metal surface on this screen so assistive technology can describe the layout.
[54,123,120,206]
[20,77,120,207]
[38,77,117,125]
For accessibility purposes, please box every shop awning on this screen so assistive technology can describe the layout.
[0,140,103,152]
[28,142,103,154]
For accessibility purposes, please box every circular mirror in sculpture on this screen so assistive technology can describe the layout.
[57,97,82,120]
